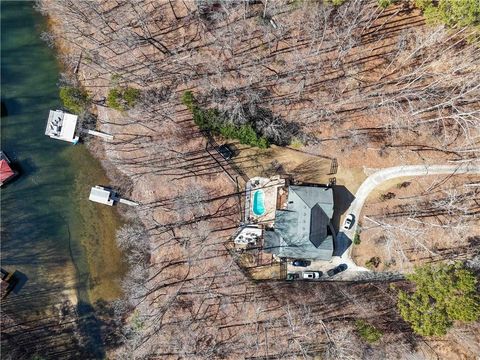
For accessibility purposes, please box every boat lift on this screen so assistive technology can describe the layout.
[89,185,139,207]
[45,110,113,143]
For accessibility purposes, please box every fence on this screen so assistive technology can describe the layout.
[328,158,338,175]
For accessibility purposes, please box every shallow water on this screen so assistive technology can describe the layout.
[1,2,125,357]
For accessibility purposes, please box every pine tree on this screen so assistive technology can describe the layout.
[397,262,480,336]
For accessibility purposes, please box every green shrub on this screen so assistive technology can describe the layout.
[366,256,381,269]
[31,355,46,360]
[111,73,122,84]
[182,91,270,149]
[377,0,397,8]
[397,262,480,336]
[324,0,347,5]
[59,86,89,114]
[107,88,122,110]
[355,320,383,343]
[257,137,269,149]
[290,137,303,149]
[130,310,145,331]
[107,86,140,111]
[353,232,361,245]
[123,87,140,108]
[415,0,480,28]
[181,90,195,111]
[415,0,432,9]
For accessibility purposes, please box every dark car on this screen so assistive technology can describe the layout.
[286,273,300,281]
[292,259,311,267]
[218,144,234,160]
[327,264,348,277]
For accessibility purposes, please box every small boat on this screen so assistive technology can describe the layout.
[0,151,17,187]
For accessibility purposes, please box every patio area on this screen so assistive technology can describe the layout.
[245,175,286,224]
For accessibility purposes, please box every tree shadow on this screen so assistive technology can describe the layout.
[76,301,106,359]
[333,232,352,257]
[1,97,22,117]
[332,185,355,232]
[1,99,8,117]
[13,157,37,179]
[332,185,355,256]
[292,158,330,182]
[10,270,28,295]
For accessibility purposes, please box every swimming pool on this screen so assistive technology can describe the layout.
[252,190,266,216]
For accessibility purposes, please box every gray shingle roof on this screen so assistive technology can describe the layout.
[264,229,334,260]
[263,185,334,260]
[289,185,334,218]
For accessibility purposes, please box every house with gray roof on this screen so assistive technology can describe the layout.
[263,185,335,261]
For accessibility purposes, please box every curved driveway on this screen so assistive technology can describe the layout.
[335,162,480,270]
[345,163,480,236]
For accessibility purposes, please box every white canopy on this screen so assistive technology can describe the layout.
[45,110,79,143]
[89,186,114,206]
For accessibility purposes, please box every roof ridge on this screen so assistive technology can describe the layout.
[289,186,314,208]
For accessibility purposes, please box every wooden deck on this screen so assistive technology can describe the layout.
[276,186,288,210]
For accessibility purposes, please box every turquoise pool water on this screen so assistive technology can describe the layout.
[252,190,266,216]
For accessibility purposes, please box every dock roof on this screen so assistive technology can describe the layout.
[45,110,79,143]
[89,186,114,206]
[0,160,14,184]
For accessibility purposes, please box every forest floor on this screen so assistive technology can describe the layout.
[36,0,480,358]
[352,172,480,272]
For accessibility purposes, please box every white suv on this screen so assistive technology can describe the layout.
[302,271,322,280]
[343,214,355,230]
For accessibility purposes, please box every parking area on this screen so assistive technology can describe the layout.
[286,254,368,281]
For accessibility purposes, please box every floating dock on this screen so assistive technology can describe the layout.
[45,110,79,144]
[89,185,139,207]
[89,185,115,206]
[46,110,114,144]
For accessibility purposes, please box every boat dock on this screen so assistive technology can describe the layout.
[82,129,114,141]
[117,198,139,206]
[0,151,17,186]
[88,185,139,207]
[46,109,114,144]
[45,110,80,143]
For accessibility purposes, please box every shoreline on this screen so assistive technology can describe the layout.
[28,2,480,359]
[40,6,128,305]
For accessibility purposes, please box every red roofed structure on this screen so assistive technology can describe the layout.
[0,152,16,186]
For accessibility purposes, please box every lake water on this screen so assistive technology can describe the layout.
[1,2,125,358]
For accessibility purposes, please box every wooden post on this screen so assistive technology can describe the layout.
[73,52,82,74]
